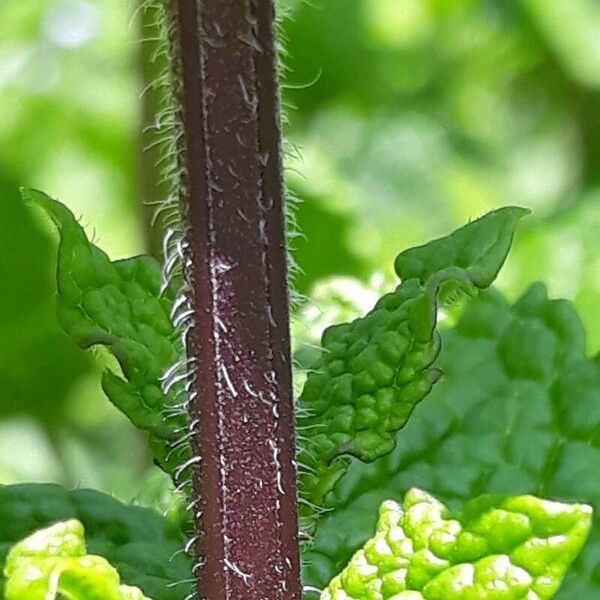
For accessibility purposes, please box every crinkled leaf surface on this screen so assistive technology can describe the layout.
[304,284,600,599]
[23,189,188,477]
[321,488,591,600]
[4,519,152,599]
[0,483,192,600]
[297,208,527,523]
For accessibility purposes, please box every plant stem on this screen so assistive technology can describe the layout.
[169,1,301,598]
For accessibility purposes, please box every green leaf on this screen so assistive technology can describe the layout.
[296,208,527,524]
[22,189,188,477]
[394,206,530,289]
[321,488,591,600]
[0,483,192,600]
[4,519,153,600]
[304,284,600,598]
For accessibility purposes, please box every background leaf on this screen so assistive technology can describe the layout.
[0,483,192,600]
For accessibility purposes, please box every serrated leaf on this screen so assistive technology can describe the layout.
[297,208,527,524]
[4,519,153,599]
[22,189,188,477]
[0,483,192,600]
[321,488,591,600]
[304,284,600,599]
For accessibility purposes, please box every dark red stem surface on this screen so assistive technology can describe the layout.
[171,0,301,598]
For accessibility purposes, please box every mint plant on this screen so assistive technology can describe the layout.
[1,1,598,599]
[0,188,595,599]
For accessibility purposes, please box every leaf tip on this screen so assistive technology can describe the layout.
[394,205,530,289]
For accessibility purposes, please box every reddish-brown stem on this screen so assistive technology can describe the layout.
[170,0,301,598]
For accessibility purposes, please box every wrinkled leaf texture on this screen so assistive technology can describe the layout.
[305,284,600,599]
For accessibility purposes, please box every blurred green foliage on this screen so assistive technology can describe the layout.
[0,0,598,502]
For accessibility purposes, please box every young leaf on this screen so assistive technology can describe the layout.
[304,285,600,598]
[0,483,192,600]
[296,208,527,523]
[22,189,188,477]
[4,519,152,599]
[394,206,530,288]
[321,488,591,600]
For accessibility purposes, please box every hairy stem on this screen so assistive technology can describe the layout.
[169,0,301,598]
